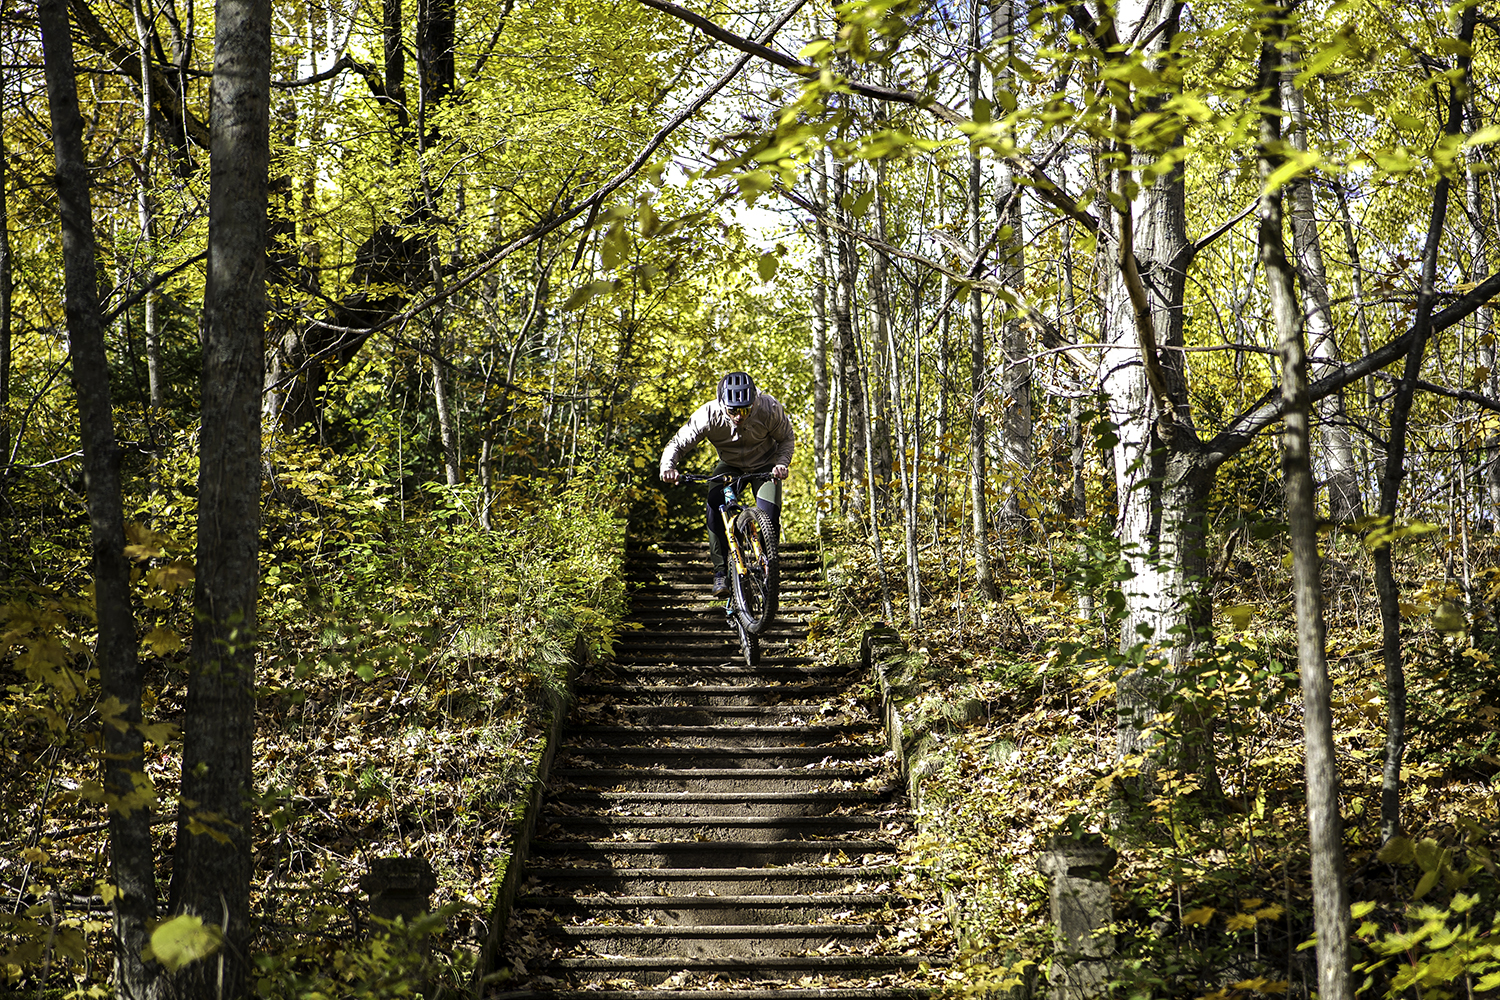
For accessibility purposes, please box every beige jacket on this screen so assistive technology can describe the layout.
[659,394,795,476]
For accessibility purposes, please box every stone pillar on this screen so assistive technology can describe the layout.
[361,856,437,923]
[1037,839,1117,1000]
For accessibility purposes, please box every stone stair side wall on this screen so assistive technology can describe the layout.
[471,632,590,995]
[859,625,1044,999]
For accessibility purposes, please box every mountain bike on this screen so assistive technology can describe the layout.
[676,471,781,665]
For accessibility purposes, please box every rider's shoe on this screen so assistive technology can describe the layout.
[712,573,729,598]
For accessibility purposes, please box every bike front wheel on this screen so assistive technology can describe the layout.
[730,507,779,634]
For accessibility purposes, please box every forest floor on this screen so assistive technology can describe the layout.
[812,518,1500,999]
[6,516,1500,998]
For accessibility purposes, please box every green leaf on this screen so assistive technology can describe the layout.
[1377,835,1416,865]
[1263,150,1321,194]
[1413,867,1440,900]
[799,39,833,61]
[1465,124,1500,147]
[148,915,223,973]
[562,279,616,311]
[757,252,779,282]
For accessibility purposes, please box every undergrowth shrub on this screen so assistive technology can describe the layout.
[823,515,1500,1000]
[0,430,632,996]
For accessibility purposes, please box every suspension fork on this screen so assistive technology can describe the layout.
[720,505,748,578]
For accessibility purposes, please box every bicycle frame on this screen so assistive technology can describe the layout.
[673,470,780,665]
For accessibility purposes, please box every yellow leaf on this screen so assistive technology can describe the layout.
[124,522,168,561]
[1378,835,1416,865]
[147,915,223,973]
[137,721,179,746]
[1223,604,1257,631]
[1254,904,1285,921]
[22,847,48,864]
[98,880,119,904]
[151,561,195,592]
[142,627,183,657]
[1183,906,1216,926]
[1226,913,1257,931]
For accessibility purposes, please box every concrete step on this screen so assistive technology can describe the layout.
[606,651,816,666]
[588,666,851,685]
[540,813,909,841]
[550,790,899,816]
[552,746,891,769]
[569,705,873,727]
[562,724,882,748]
[513,921,886,958]
[514,892,907,925]
[574,683,847,705]
[607,637,817,654]
[527,838,898,868]
[523,953,939,986]
[550,768,887,793]
[520,866,902,896]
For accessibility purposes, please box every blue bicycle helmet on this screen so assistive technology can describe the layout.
[718,372,758,409]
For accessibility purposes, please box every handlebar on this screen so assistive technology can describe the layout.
[674,470,778,487]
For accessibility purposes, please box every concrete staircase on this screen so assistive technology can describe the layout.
[494,539,947,999]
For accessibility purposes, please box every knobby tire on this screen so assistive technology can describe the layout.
[731,507,779,634]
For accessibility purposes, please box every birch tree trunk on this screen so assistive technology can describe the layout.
[1284,72,1362,521]
[170,0,270,991]
[1260,30,1350,1000]
[39,1,162,994]
[992,0,1030,517]
[832,158,866,514]
[967,0,997,600]
[812,159,831,510]
[433,346,462,484]
[875,169,921,626]
[1086,0,1218,789]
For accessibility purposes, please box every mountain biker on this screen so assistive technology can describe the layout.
[660,372,795,598]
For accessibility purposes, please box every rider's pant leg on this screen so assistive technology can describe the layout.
[706,488,729,575]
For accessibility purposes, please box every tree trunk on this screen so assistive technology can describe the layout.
[869,166,894,522]
[1084,0,1219,792]
[856,313,895,623]
[1283,71,1361,521]
[832,158,866,513]
[812,158,831,508]
[169,0,270,991]
[992,0,1030,518]
[479,433,494,528]
[875,170,921,627]
[0,57,12,488]
[415,0,454,145]
[382,0,409,129]
[433,348,462,485]
[131,0,163,407]
[1259,31,1350,1000]
[38,1,162,995]
[1468,107,1500,523]
[967,0,996,600]
[1332,183,1377,430]
[1372,2,1474,845]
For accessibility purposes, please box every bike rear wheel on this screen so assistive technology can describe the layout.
[730,507,779,633]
